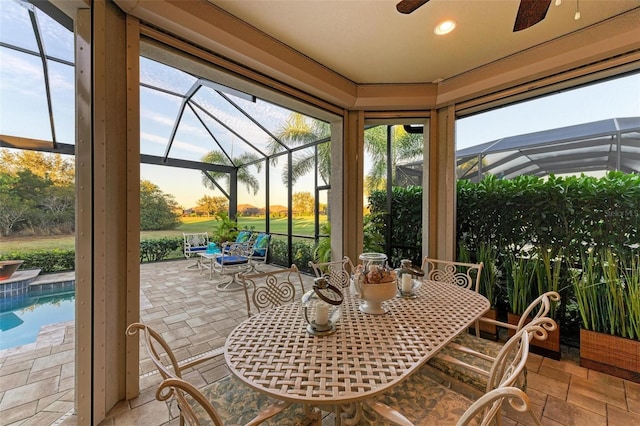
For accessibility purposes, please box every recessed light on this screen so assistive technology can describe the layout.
[434,20,456,35]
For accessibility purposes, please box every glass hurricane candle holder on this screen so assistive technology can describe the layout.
[302,276,344,336]
[395,259,424,298]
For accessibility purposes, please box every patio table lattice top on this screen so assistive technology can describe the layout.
[224,280,490,404]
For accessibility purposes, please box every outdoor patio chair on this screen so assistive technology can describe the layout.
[308,256,355,294]
[240,265,306,318]
[210,240,253,292]
[183,232,210,270]
[426,292,560,393]
[248,232,271,272]
[156,377,320,426]
[422,256,486,336]
[126,322,318,426]
[421,257,484,292]
[356,318,544,426]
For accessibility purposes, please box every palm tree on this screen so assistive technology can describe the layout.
[271,114,424,190]
[268,113,331,186]
[364,125,423,194]
[200,151,262,195]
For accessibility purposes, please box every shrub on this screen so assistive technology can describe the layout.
[0,249,75,273]
[141,237,182,263]
[269,238,315,274]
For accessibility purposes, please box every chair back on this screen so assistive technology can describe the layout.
[249,232,271,270]
[126,322,182,380]
[513,291,561,332]
[421,257,483,291]
[487,316,556,392]
[183,232,209,258]
[157,377,225,426]
[309,256,355,291]
[240,265,306,317]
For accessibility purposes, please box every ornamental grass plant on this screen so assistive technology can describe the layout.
[572,249,640,340]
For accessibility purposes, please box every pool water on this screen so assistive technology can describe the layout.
[0,291,75,350]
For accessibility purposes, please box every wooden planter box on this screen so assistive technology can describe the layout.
[468,308,499,340]
[508,313,561,360]
[580,329,640,383]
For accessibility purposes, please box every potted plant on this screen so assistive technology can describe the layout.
[507,248,562,359]
[211,212,239,246]
[573,249,640,382]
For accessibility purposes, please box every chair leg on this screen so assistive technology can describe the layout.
[184,258,201,271]
[214,271,245,292]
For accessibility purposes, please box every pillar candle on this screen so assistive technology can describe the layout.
[316,302,329,325]
[402,274,413,293]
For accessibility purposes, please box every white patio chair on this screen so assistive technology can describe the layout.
[356,318,546,426]
[426,291,560,392]
[183,232,209,270]
[240,265,306,318]
[210,240,253,291]
[126,322,317,426]
[248,232,271,272]
[156,377,321,426]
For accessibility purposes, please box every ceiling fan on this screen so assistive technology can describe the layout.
[396,0,553,32]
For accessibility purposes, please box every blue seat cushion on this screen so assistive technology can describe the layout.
[216,256,249,265]
[191,246,207,252]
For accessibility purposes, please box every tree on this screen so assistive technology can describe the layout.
[0,150,74,186]
[0,192,31,236]
[269,113,331,186]
[196,195,229,216]
[140,180,181,230]
[200,151,262,196]
[292,191,314,216]
[271,114,423,193]
[364,125,423,194]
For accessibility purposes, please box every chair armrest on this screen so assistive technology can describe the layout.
[476,316,517,331]
[447,342,496,363]
[434,353,491,378]
[177,347,224,372]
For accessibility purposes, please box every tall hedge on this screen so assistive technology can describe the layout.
[368,172,640,264]
[368,185,423,267]
[457,172,640,260]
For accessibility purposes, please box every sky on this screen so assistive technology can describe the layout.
[1,0,639,210]
[455,73,640,150]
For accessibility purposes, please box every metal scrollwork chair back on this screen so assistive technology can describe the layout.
[240,265,306,317]
[421,257,484,292]
[308,256,355,291]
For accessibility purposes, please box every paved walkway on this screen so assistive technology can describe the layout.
[0,259,638,425]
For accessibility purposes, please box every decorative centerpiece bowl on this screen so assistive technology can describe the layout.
[353,261,398,315]
[0,260,24,281]
[358,280,398,314]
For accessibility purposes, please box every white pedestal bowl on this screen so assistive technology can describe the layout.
[358,280,397,314]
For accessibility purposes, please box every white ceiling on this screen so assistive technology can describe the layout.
[208,0,640,85]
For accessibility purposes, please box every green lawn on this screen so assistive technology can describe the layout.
[0,215,327,254]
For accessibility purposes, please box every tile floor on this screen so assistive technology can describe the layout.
[0,259,638,425]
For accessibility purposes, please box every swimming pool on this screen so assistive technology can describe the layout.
[0,290,75,350]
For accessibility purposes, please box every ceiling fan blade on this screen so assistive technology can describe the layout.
[396,0,431,15]
[513,0,552,31]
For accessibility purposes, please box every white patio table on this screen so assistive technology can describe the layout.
[224,279,490,424]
